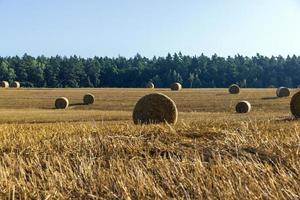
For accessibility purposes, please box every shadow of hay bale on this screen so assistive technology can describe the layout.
[272,116,296,122]
[69,103,86,106]
[261,97,279,100]
[215,93,231,96]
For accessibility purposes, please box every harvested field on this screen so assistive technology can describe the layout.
[0,88,299,199]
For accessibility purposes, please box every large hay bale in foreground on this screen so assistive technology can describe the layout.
[170,82,182,91]
[228,84,240,94]
[235,101,251,113]
[276,87,290,97]
[0,81,9,88]
[133,93,178,125]
[10,81,20,88]
[83,93,95,105]
[145,82,155,89]
[290,91,300,118]
[55,97,69,109]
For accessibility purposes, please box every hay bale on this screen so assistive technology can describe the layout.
[55,97,69,109]
[0,81,9,88]
[83,93,95,105]
[170,82,182,91]
[235,101,251,113]
[290,91,300,118]
[10,81,20,88]
[276,87,290,97]
[228,84,240,94]
[145,82,155,88]
[133,93,178,125]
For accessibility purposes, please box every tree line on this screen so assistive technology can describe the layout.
[0,53,300,88]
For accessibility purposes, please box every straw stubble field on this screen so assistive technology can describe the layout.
[0,88,299,199]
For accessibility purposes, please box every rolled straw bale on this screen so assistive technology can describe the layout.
[235,101,251,113]
[133,93,178,125]
[170,82,182,91]
[10,81,20,88]
[0,81,9,88]
[228,84,240,94]
[55,97,69,109]
[290,91,300,118]
[276,87,290,97]
[145,82,155,89]
[83,93,95,105]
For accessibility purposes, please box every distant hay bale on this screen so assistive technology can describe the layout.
[0,81,9,88]
[10,81,20,88]
[170,82,182,91]
[290,91,300,118]
[235,101,251,113]
[145,82,155,88]
[55,97,69,109]
[83,93,95,105]
[133,93,178,125]
[276,87,290,97]
[228,84,240,94]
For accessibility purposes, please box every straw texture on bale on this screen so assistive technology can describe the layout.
[290,91,300,118]
[170,82,182,91]
[228,84,240,94]
[145,82,155,88]
[133,93,178,125]
[276,87,290,97]
[10,81,20,88]
[235,101,251,113]
[0,81,9,88]
[55,97,69,109]
[83,93,95,105]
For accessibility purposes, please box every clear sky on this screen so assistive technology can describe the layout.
[1,0,300,58]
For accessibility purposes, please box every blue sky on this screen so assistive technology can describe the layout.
[0,0,300,58]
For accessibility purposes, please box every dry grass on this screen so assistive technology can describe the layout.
[0,88,296,112]
[0,88,299,199]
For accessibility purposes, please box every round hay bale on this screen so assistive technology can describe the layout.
[0,81,9,88]
[228,84,240,94]
[133,93,178,125]
[170,82,182,91]
[145,82,155,89]
[235,101,251,113]
[276,87,290,97]
[290,91,300,118]
[83,93,95,105]
[10,81,20,88]
[55,97,69,109]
